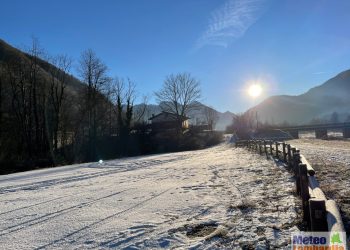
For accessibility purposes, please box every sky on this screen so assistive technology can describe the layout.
[1,0,350,113]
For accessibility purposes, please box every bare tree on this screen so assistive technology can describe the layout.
[203,106,219,130]
[6,57,31,157]
[5,38,48,160]
[133,95,149,123]
[227,112,255,137]
[103,79,117,135]
[78,49,109,160]
[155,72,201,129]
[124,78,136,133]
[26,37,47,156]
[47,54,72,153]
[111,77,137,136]
[113,77,125,137]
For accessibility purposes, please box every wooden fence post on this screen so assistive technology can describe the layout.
[269,141,273,155]
[254,140,257,151]
[275,142,279,158]
[309,199,328,231]
[294,152,301,195]
[259,141,263,155]
[287,144,292,167]
[282,142,287,162]
[264,140,268,158]
[299,163,310,223]
[292,147,296,158]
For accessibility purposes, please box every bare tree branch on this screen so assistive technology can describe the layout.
[155,72,201,123]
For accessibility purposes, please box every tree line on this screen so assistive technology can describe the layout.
[0,39,221,174]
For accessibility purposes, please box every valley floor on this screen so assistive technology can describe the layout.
[289,139,350,235]
[0,143,300,249]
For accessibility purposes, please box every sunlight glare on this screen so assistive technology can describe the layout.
[248,84,263,98]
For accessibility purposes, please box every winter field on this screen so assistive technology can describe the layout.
[0,141,301,249]
[289,138,350,235]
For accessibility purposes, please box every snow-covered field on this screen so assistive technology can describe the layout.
[289,138,350,234]
[0,143,300,249]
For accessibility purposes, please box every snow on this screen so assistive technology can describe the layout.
[289,138,350,167]
[0,143,300,249]
[288,138,350,234]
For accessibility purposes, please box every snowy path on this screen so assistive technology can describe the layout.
[0,144,300,249]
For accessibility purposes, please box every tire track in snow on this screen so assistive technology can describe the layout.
[0,195,69,216]
[34,187,173,250]
[99,157,240,249]
[0,189,131,237]
[1,187,110,221]
[0,157,186,194]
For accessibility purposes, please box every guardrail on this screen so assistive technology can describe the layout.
[236,139,345,232]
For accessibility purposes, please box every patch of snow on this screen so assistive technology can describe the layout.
[0,144,300,249]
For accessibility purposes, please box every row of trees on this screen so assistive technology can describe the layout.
[0,39,57,170]
[0,39,211,174]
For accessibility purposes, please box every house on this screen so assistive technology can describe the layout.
[149,111,189,131]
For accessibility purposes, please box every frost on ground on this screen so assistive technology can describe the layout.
[289,138,350,235]
[0,143,300,249]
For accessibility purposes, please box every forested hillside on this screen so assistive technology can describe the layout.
[0,39,222,174]
[0,39,144,173]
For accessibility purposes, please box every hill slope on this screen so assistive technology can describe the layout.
[0,39,92,172]
[0,39,84,95]
[251,69,350,125]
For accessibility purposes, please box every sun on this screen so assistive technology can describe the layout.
[248,84,263,98]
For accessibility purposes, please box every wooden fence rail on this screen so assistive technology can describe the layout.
[236,139,344,232]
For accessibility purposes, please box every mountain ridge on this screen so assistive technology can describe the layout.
[0,39,85,96]
[250,69,350,125]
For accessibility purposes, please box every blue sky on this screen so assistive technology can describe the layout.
[1,0,350,112]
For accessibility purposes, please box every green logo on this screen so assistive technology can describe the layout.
[331,232,343,244]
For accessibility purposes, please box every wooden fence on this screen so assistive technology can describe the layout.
[236,139,345,232]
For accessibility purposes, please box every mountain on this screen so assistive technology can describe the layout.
[250,69,350,125]
[0,39,85,96]
[216,111,235,131]
[133,102,234,131]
